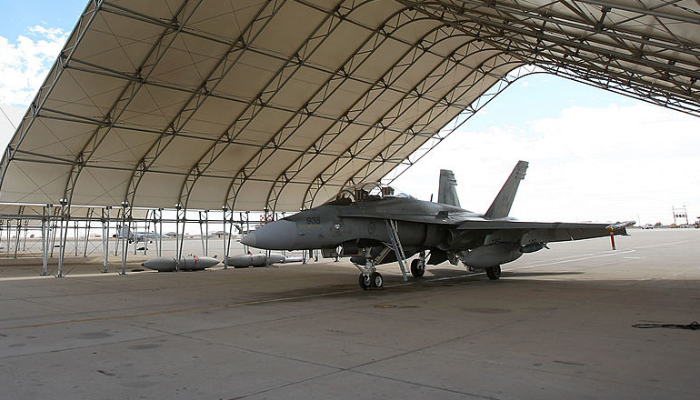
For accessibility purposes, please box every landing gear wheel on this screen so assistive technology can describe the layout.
[371,272,384,288]
[486,265,501,280]
[410,259,425,278]
[359,273,371,290]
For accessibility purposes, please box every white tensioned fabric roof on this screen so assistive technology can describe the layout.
[1,0,698,212]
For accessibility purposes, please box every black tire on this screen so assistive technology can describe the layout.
[486,265,501,280]
[410,259,425,278]
[371,272,384,288]
[359,273,371,290]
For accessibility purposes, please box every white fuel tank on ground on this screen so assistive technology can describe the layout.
[226,253,304,268]
[142,256,220,272]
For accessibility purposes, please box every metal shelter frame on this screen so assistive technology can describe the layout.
[0,1,698,274]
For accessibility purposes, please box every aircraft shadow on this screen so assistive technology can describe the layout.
[423,268,584,279]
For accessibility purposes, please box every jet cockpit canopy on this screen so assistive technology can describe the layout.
[325,182,414,206]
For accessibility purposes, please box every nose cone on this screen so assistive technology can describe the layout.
[240,232,257,247]
[241,220,298,250]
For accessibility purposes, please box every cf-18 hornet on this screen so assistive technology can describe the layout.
[241,161,632,290]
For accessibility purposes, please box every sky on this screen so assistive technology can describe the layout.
[1,0,699,226]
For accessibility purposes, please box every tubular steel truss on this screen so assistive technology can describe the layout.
[0,0,698,219]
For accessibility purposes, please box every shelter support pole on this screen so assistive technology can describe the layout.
[222,207,228,268]
[205,210,209,257]
[41,205,50,276]
[6,220,10,258]
[13,219,22,259]
[84,208,93,258]
[226,210,235,268]
[120,202,130,275]
[22,219,28,252]
[57,199,69,278]
[142,211,151,256]
[244,211,250,255]
[102,206,111,273]
[175,204,184,271]
[157,208,163,258]
[199,211,206,256]
[132,217,138,255]
[50,219,57,258]
[74,220,79,257]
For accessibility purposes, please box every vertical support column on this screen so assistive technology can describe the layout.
[142,211,151,256]
[204,210,209,257]
[5,220,10,258]
[132,234,137,255]
[120,202,130,275]
[41,205,51,276]
[157,208,163,258]
[13,219,22,259]
[22,219,28,252]
[244,211,250,255]
[221,207,228,268]
[199,211,206,256]
[132,216,138,255]
[175,204,183,271]
[225,211,234,261]
[50,217,57,258]
[84,209,93,258]
[74,220,79,257]
[114,220,120,256]
[57,198,69,278]
[102,206,111,273]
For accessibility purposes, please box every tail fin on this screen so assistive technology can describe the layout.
[438,169,460,207]
[485,161,528,219]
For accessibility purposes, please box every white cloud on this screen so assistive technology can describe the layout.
[0,25,68,106]
[393,102,700,225]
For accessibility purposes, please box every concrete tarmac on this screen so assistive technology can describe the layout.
[0,229,698,399]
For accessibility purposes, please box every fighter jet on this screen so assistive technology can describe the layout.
[241,161,632,290]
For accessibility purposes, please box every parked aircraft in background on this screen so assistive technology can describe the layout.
[114,228,163,243]
[242,161,633,290]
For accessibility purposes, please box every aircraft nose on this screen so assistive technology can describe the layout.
[241,220,297,250]
[240,232,257,247]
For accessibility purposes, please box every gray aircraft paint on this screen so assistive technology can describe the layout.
[241,161,632,289]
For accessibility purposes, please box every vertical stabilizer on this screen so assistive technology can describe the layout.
[438,169,461,207]
[485,161,528,219]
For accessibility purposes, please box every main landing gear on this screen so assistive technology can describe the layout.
[485,265,501,280]
[410,250,427,277]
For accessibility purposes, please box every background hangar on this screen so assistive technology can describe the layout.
[1,0,698,218]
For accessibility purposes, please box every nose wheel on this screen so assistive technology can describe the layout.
[358,272,384,290]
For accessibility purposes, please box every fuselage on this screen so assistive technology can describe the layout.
[241,195,483,253]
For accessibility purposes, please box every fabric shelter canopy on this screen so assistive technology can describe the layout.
[1,0,698,212]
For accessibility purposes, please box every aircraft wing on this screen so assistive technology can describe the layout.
[455,220,633,242]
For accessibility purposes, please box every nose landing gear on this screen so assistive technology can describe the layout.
[359,271,384,290]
